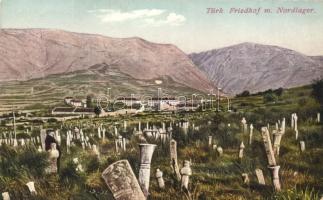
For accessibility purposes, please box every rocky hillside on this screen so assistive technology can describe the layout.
[189,42,323,94]
[0,29,214,92]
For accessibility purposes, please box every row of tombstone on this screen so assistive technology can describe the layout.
[101,138,193,200]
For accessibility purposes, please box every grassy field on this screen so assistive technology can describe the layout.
[0,85,322,200]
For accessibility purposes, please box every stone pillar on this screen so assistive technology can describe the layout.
[97,127,101,139]
[40,129,46,150]
[217,146,223,156]
[241,117,247,133]
[66,131,71,154]
[299,141,305,152]
[255,168,266,185]
[2,192,10,200]
[124,121,127,131]
[180,160,192,191]
[122,138,126,151]
[282,118,286,134]
[273,129,283,156]
[249,124,254,145]
[101,160,145,200]
[139,121,142,131]
[239,142,245,159]
[317,113,320,123]
[170,139,181,181]
[92,145,100,158]
[208,136,212,147]
[138,143,156,197]
[291,113,295,128]
[114,126,118,136]
[294,114,298,132]
[268,165,281,191]
[155,168,165,189]
[295,129,299,140]
[26,181,37,195]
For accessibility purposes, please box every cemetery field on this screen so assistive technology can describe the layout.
[0,85,322,200]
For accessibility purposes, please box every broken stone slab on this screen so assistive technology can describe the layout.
[101,160,145,200]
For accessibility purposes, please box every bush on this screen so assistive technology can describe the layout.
[263,93,277,103]
[312,79,323,107]
[236,90,250,97]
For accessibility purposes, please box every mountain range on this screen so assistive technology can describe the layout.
[0,29,214,93]
[1,29,323,95]
[190,42,323,94]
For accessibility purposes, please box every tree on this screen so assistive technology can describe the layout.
[236,90,250,97]
[264,93,277,103]
[94,106,102,116]
[312,79,323,106]
[274,87,284,96]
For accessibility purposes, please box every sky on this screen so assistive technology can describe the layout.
[0,0,323,55]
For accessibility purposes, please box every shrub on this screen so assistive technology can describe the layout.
[236,90,250,97]
[264,93,277,103]
[312,79,323,107]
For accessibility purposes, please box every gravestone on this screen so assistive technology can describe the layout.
[239,142,245,159]
[300,141,305,152]
[255,168,266,185]
[138,144,156,197]
[180,160,192,191]
[155,168,165,189]
[249,124,254,145]
[26,181,37,195]
[261,127,276,166]
[101,160,145,200]
[170,139,181,181]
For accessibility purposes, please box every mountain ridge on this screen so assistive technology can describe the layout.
[0,28,215,93]
[189,42,323,94]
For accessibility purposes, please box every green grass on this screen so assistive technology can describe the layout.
[0,85,323,199]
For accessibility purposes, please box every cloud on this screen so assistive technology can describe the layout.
[89,9,165,23]
[144,13,186,27]
[89,9,186,26]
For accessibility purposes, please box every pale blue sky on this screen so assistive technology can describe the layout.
[0,0,322,55]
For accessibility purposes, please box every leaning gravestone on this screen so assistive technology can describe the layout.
[170,139,181,181]
[101,160,145,200]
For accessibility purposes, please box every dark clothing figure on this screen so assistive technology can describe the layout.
[45,134,61,173]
